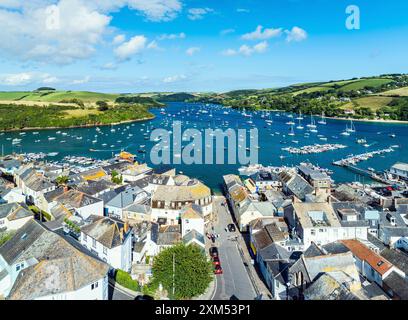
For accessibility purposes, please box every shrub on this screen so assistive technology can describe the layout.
[115,270,140,292]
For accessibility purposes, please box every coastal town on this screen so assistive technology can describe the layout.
[0,150,408,300]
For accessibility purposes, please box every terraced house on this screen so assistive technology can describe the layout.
[80,215,132,272]
[151,175,212,225]
[0,220,109,300]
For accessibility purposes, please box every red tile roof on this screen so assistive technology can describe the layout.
[341,239,393,275]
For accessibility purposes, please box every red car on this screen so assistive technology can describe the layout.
[212,256,221,266]
[214,265,223,275]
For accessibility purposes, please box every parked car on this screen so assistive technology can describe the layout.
[209,246,219,257]
[212,256,221,266]
[228,224,236,232]
[214,265,223,275]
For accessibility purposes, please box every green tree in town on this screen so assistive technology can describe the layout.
[151,243,213,300]
[55,175,69,186]
[111,170,123,184]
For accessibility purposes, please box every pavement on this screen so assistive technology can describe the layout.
[210,196,258,300]
[108,278,138,300]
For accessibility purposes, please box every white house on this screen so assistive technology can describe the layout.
[284,202,368,249]
[105,186,150,220]
[180,204,205,238]
[0,187,25,204]
[80,215,133,272]
[16,168,56,206]
[341,239,397,287]
[0,219,109,300]
[53,189,104,219]
[151,176,213,225]
[0,202,33,231]
[390,162,408,180]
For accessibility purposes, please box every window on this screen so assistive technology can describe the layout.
[92,238,97,248]
[311,229,316,236]
[15,263,24,271]
[91,282,99,290]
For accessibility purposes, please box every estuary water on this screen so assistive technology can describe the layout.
[1,102,407,192]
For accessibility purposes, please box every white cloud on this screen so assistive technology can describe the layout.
[113,34,126,45]
[114,35,147,61]
[147,40,160,50]
[222,41,268,57]
[188,7,213,20]
[236,8,250,13]
[242,25,282,41]
[125,0,182,22]
[220,28,235,36]
[0,0,184,65]
[163,74,186,83]
[0,71,60,86]
[100,62,118,70]
[72,75,91,85]
[285,26,307,42]
[157,32,186,40]
[0,0,111,64]
[2,72,32,86]
[186,47,200,56]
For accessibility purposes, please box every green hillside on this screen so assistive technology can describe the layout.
[0,90,120,103]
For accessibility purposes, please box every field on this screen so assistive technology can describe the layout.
[341,96,394,111]
[379,86,408,97]
[0,90,120,104]
[339,78,393,91]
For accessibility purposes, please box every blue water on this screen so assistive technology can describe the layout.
[1,102,407,192]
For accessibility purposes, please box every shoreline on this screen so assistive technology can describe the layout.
[225,105,408,124]
[0,115,156,133]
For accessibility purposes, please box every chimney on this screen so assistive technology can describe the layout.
[63,186,69,193]
[124,222,129,233]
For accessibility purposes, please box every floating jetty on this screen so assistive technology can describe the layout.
[282,143,347,155]
[332,147,395,167]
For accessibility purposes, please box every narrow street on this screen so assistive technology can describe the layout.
[210,197,257,300]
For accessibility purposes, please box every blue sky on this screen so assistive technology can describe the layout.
[0,0,407,93]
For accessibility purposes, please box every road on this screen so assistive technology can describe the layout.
[108,279,136,300]
[211,197,257,300]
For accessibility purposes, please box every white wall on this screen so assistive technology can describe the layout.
[77,201,104,219]
[181,218,204,238]
[36,275,108,300]
[80,231,132,271]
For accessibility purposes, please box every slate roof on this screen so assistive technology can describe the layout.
[156,225,181,246]
[321,241,350,255]
[0,220,109,300]
[180,204,203,220]
[76,180,115,196]
[280,172,313,200]
[106,186,148,209]
[0,202,32,221]
[304,273,360,300]
[380,248,408,275]
[304,252,359,282]
[24,172,54,192]
[183,230,205,246]
[81,215,130,249]
[54,189,101,209]
[383,271,408,300]
[259,243,291,262]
